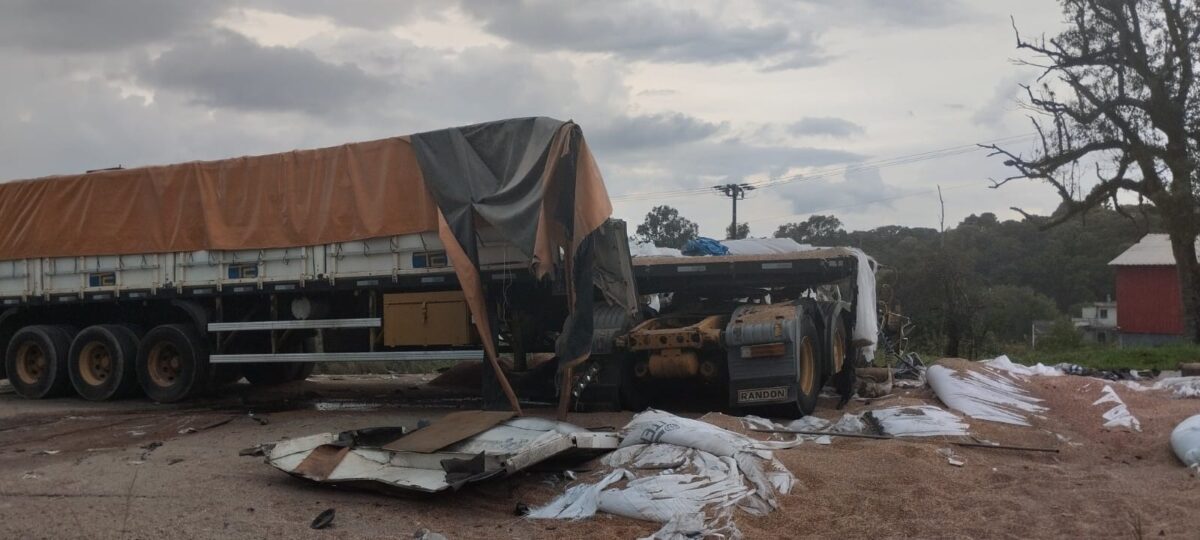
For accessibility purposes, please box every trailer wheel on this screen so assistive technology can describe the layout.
[137,324,210,403]
[829,316,856,407]
[4,325,74,399]
[68,325,141,401]
[790,314,822,416]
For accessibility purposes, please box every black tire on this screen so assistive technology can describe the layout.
[136,324,210,403]
[243,362,304,386]
[4,325,74,399]
[68,325,141,401]
[784,313,822,418]
[829,315,856,407]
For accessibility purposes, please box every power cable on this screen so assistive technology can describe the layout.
[610,133,1033,202]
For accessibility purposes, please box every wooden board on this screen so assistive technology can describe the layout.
[382,410,516,453]
[293,445,350,481]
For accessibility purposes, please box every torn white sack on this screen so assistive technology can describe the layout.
[1170,415,1200,468]
[1123,376,1200,398]
[1093,385,1141,432]
[983,355,1064,377]
[927,364,1046,426]
[869,405,970,437]
[529,410,794,540]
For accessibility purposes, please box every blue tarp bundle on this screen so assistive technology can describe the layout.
[682,237,730,256]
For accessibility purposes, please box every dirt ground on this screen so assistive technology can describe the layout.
[0,366,1197,539]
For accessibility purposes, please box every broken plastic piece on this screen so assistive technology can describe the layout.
[310,508,335,530]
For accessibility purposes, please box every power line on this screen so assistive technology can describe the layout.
[746,181,982,225]
[610,133,1034,202]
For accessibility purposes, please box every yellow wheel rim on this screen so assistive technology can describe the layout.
[798,336,816,395]
[78,341,113,387]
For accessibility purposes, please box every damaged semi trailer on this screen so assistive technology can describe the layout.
[0,116,875,417]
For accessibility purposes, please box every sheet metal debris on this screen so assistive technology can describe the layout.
[265,415,618,494]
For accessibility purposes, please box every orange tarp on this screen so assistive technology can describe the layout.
[0,137,440,260]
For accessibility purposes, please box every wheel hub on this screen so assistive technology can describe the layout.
[147,343,182,387]
[78,342,113,386]
[14,343,47,386]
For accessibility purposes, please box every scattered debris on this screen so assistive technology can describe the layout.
[1170,415,1200,469]
[21,471,42,480]
[927,363,1046,426]
[139,441,163,460]
[1123,376,1200,399]
[1094,385,1141,432]
[265,414,618,493]
[744,405,969,442]
[33,449,60,456]
[239,445,272,457]
[248,413,269,425]
[529,410,794,539]
[413,528,448,540]
[310,508,335,530]
[127,430,146,437]
[855,367,894,398]
[984,355,1064,377]
[937,447,966,467]
[178,427,198,435]
[167,458,185,466]
[513,502,530,517]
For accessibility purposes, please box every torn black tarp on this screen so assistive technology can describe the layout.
[410,117,613,414]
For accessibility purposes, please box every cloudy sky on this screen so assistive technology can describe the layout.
[0,0,1072,237]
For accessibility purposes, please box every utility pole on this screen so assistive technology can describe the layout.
[713,183,755,239]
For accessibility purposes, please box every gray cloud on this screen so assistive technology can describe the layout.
[137,30,390,116]
[789,116,865,138]
[587,113,723,154]
[780,0,978,28]
[249,0,443,30]
[972,72,1029,127]
[776,166,913,218]
[0,0,229,53]
[459,1,826,69]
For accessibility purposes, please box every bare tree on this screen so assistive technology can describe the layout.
[986,0,1200,340]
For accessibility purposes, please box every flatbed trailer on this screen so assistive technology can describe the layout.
[0,116,875,418]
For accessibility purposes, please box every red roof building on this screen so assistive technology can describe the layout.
[1109,234,1191,345]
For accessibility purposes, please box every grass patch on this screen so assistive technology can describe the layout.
[1006,343,1200,371]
